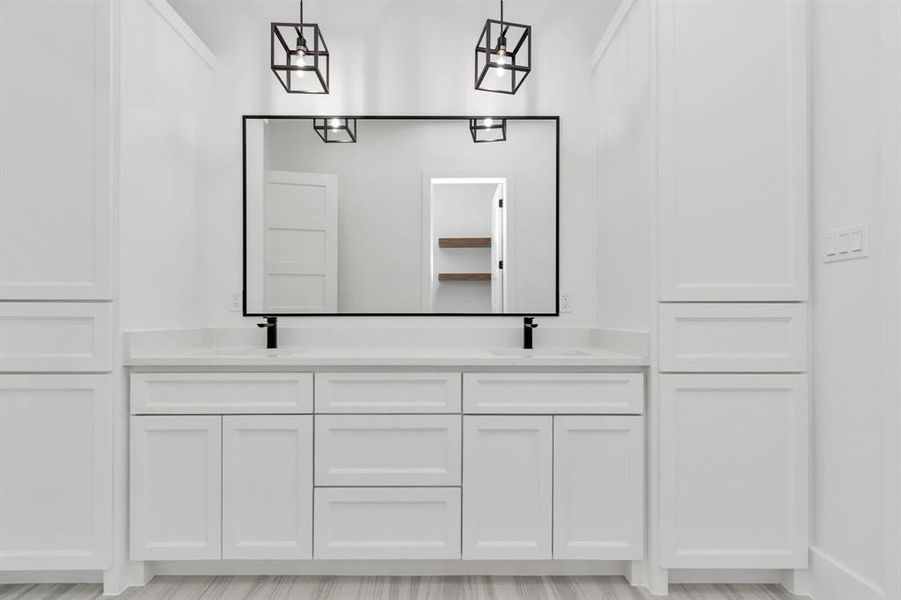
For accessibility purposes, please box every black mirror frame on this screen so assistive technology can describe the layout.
[242,115,559,317]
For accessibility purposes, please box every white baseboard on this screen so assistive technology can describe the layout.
[0,570,103,584]
[809,547,885,600]
[149,560,627,577]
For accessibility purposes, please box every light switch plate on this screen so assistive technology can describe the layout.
[824,223,870,263]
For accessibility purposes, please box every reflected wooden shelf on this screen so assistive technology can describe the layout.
[438,273,492,282]
[438,237,492,248]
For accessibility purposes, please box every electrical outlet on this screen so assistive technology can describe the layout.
[560,292,572,313]
[229,292,242,312]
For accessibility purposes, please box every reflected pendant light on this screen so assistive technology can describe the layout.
[271,0,330,94]
[470,117,507,143]
[474,0,531,94]
[314,117,357,143]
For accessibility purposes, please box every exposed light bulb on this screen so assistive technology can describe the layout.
[293,50,306,77]
[329,118,341,129]
[484,118,495,128]
[495,50,509,77]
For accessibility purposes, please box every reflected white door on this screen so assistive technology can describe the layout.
[490,184,505,313]
[263,171,338,313]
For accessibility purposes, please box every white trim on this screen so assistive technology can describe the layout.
[809,547,886,600]
[591,0,637,72]
[146,0,217,70]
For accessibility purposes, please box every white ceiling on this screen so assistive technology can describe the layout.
[167,0,622,59]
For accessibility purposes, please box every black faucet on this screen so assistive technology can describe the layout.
[523,317,538,350]
[257,316,278,349]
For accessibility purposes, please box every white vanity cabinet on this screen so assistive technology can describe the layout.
[128,369,645,563]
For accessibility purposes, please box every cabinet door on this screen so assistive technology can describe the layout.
[462,416,552,559]
[130,416,221,560]
[0,375,111,570]
[553,416,644,560]
[657,0,808,301]
[0,0,112,299]
[659,374,808,568]
[222,415,312,559]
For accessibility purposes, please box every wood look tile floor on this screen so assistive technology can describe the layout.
[0,576,806,600]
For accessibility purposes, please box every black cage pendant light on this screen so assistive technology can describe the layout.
[474,0,531,94]
[313,118,357,143]
[469,118,507,143]
[271,0,330,94]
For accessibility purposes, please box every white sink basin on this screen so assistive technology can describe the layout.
[196,347,307,358]
[488,349,593,358]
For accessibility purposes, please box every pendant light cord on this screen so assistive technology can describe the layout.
[299,0,304,27]
[499,0,504,26]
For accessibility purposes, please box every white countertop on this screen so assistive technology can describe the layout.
[124,346,648,368]
[123,327,650,368]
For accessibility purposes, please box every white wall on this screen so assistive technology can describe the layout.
[119,0,216,330]
[592,0,652,333]
[167,0,621,327]
[809,2,901,599]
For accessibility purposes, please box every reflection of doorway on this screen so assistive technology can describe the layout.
[423,176,508,313]
[262,171,338,313]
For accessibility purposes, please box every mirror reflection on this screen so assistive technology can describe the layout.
[244,117,558,315]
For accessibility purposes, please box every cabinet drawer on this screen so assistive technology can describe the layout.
[316,415,461,486]
[0,302,112,372]
[463,373,643,414]
[130,373,312,414]
[314,487,461,559]
[659,303,807,372]
[315,372,461,413]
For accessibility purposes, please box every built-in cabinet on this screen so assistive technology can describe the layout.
[0,0,116,573]
[128,370,645,563]
[594,0,810,577]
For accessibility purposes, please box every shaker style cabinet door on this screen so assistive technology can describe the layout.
[130,416,222,560]
[0,0,112,300]
[659,375,808,568]
[462,416,552,559]
[222,415,313,559]
[0,375,112,570]
[656,0,808,301]
[553,416,644,560]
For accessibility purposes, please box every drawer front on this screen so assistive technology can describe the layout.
[130,373,313,414]
[314,487,461,559]
[463,373,643,414]
[315,372,461,413]
[659,303,807,372]
[0,302,112,372]
[316,415,461,486]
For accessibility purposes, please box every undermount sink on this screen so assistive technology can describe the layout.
[196,346,307,358]
[488,349,593,358]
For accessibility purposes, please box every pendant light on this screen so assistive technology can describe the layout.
[271,0,330,94]
[313,117,357,143]
[474,0,531,94]
[470,117,507,143]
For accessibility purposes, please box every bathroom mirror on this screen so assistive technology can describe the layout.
[243,116,558,316]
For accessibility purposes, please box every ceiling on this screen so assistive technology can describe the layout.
[167,0,622,60]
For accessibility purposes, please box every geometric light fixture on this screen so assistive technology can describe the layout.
[474,0,531,94]
[469,117,507,143]
[313,117,357,143]
[271,0,330,94]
